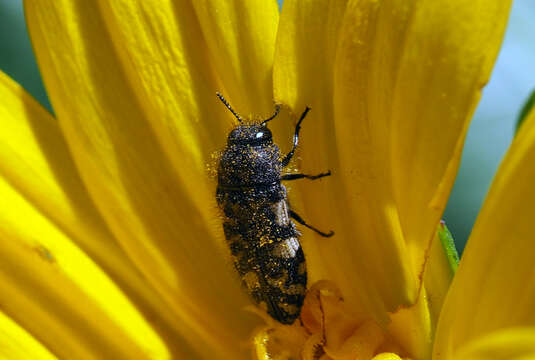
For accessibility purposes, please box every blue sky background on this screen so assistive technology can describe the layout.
[443,1,535,250]
[1,1,534,253]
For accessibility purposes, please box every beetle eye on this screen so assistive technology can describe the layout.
[255,132,264,139]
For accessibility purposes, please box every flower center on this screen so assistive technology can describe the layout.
[253,281,412,360]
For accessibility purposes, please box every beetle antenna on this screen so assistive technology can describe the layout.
[262,104,281,126]
[217,92,243,123]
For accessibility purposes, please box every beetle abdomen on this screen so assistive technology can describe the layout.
[218,184,307,324]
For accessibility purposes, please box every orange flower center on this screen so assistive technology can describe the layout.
[253,281,413,360]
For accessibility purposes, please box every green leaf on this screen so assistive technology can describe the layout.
[438,221,460,273]
[516,88,535,134]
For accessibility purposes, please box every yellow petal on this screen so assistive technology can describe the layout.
[275,0,397,325]
[455,327,535,360]
[25,1,276,357]
[388,223,458,359]
[388,288,432,360]
[0,69,192,357]
[188,0,279,115]
[433,107,535,359]
[0,310,58,360]
[388,0,511,294]
[274,0,512,324]
[98,0,279,195]
[0,176,169,359]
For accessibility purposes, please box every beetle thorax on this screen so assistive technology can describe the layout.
[218,138,282,187]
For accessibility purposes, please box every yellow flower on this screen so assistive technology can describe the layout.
[0,0,529,359]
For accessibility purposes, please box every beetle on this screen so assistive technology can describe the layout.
[215,93,333,324]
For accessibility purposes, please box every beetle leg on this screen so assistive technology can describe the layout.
[281,107,310,167]
[281,171,331,181]
[289,210,334,238]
